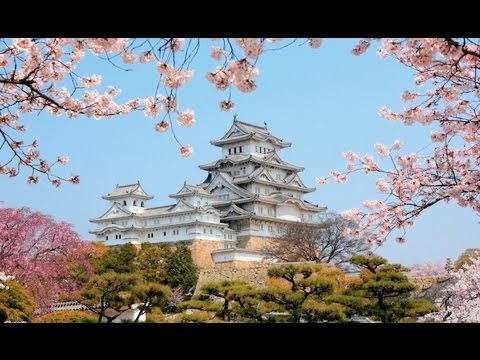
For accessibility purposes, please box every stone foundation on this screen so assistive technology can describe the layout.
[189,239,224,269]
[241,236,276,251]
[195,265,270,295]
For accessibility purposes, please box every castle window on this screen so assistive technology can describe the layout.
[239,146,243,153]
[203,228,206,234]
[163,232,166,236]
[141,201,144,207]
[106,235,109,240]
[228,148,231,155]
[268,225,273,232]
[119,234,122,239]
[123,200,127,206]
[210,229,213,234]
[133,200,137,206]
[234,147,237,154]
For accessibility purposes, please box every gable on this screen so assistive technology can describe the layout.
[133,186,147,196]
[168,199,195,213]
[222,123,248,140]
[205,173,251,199]
[97,203,131,220]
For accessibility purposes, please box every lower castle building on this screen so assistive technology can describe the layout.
[89,118,326,268]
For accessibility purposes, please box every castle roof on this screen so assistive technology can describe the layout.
[210,119,291,148]
[199,151,303,172]
[102,182,153,200]
[169,183,213,199]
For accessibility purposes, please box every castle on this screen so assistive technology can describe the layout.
[90,118,326,268]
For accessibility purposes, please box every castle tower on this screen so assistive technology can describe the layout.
[89,118,326,268]
[199,118,325,250]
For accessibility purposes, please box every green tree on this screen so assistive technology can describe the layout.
[182,280,250,321]
[132,282,171,322]
[93,243,138,274]
[263,263,348,323]
[164,244,198,294]
[77,272,139,323]
[346,255,437,322]
[0,280,36,322]
[34,310,97,323]
[134,244,170,283]
[454,248,480,270]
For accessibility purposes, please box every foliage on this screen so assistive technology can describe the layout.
[132,282,171,322]
[77,271,138,323]
[0,279,35,322]
[454,248,480,270]
[0,207,95,306]
[94,243,138,274]
[181,311,211,323]
[163,244,198,294]
[134,244,169,283]
[267,213,368,269]
[344,255,437,322]
[264,263,349,322]
[33,310,97,323]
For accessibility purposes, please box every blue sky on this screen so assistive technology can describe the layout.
[1,38,478,266]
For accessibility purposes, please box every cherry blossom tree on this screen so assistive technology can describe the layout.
[2,37,478,248]
[317,38,480,246]
[420,257,480,322]
[0,207,95,306]
[0,38,321,186]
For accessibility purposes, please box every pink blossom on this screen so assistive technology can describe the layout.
[395,236,406,244]
[57,156,70,165]
[375,143,390,158]
[211,47,225,61]
[121,51,136,64]
[391,140,402,150]
[177,109,195,127]
[401,90,418,102]
[68,175,80,184]
[170,38,184,52]
[430,131,446,143]
[180,145,193,157]
[27,175,39,184]
[308,38,322,49]
[0,207,95,305]
[329,170,348,184]
[375,179,390,193]
[315,177,328,185]
[155,121,170,133]
[139,51,154,63]
[219,100,235,111]
[351,39,371,56]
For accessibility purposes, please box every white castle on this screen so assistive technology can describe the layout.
[90,118,326,268]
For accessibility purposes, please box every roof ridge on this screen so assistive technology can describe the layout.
[235,119,268,131]
[117,183,139,188]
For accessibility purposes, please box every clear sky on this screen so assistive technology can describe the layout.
[1,38,478,266]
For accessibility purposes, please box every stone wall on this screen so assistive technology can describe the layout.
[189,239,224,269]
[240,236,275,251]
[195,265,270,295]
